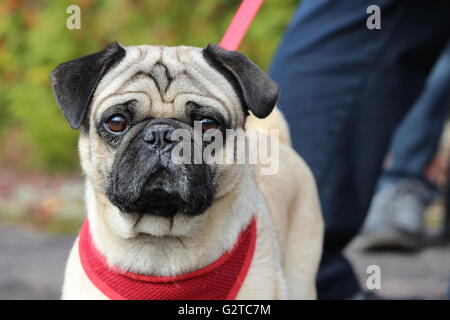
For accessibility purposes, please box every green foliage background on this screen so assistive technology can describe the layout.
[0,0,297,173]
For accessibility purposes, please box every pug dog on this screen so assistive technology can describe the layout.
[50,42,323,300]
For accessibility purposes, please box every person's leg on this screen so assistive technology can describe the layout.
[270,0,450,299]
[362,42,450,249]
[445,166,450,240]
[384,41,450,185]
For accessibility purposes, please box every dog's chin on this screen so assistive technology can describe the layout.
[105,158,216,238]
[103,190,209,239]
[131,211,205,239]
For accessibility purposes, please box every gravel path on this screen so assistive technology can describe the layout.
[0,224,74,299]
[346,237,450,299]
[0,223,448,300]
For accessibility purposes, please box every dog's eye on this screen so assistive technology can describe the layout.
[105,114,128,133]
[199,118,218,132]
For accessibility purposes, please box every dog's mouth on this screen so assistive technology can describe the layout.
[133,189,185,217]
[109,184,188,218]
[107,165,214,218]
[107,128,217,218]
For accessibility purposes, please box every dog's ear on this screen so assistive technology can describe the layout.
[202,43,279,118]
[50,42,126,129]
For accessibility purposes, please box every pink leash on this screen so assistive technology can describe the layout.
[219,0,264,50]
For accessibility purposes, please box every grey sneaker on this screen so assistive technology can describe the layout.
[360,178,435,251]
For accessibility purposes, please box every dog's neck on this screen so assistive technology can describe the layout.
[84,166,260,276]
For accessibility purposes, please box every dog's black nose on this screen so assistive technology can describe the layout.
[143,124,175,150]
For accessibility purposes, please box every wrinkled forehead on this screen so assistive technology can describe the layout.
[91,45,243,125]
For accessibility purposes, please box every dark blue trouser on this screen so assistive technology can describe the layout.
[380,41,450,188]
[269,0,450,299]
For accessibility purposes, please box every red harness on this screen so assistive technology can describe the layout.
[78,217,257,300]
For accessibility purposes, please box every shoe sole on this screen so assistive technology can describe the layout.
[361,228,421,252]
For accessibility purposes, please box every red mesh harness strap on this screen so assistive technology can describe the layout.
[78,217,257,300]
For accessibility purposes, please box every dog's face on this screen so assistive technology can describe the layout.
[50,43,278,237]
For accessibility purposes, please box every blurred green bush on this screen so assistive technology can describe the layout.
[0,0,297,173]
